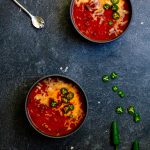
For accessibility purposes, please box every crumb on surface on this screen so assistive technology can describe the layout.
[60,66,69,73]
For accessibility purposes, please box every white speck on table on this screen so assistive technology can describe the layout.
[60,66,69,73]
[105,129,109,133]
[70,146,74,150]
[141,22,144,25]
[98,101,101,104]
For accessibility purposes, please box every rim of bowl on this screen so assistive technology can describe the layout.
[70,0,133,43]
[25,74,88,138]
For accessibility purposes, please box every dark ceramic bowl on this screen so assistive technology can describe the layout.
[70,0,132,43]
[25,75,88,138]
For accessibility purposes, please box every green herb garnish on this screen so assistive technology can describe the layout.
[108,21,113,26]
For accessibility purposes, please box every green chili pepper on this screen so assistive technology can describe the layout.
[111,0,119,4]
[102,75,110,82]
[61,97,69,103]
[50,101,57,107]
[134,113,141,123]
[118,90,125,98]
[63,106,70,114]
[127,106,135,115]
[111,121,120,149]
[112,85,119,92]
[108,21,113,26]
[103,4,111,10]
[69,104,74,110]
[112,4,119,11]
[67,92,74,100]
[111,72,118,79]
[115,106,124,114]
[112,12,120,20]
[60,88,68,95]
[133,140,139,150]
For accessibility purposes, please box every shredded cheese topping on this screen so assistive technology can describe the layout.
[34,78,85,131]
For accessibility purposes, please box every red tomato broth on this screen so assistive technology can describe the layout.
[72,0,131,41]
[26,77,87,137]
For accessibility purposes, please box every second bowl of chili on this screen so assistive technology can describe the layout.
[70,0,132,43]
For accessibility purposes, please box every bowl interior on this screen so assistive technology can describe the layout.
[25,75,88,138]
[70,0,132,43]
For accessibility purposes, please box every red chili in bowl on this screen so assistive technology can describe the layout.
[26,76,87,137]
[71,0,132,42]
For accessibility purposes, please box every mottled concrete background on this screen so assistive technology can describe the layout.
[0,0,150,150]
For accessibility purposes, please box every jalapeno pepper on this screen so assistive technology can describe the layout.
[134,113,141,123]
[103,4,111,10]
[61,97,69,103]
[112,85,119,92]
[111,0,119,4]
[63,106,70,114]
[133,140,140,150]
[127,106,135,115]
[69,104,74,110]
[118,90,125,98]
[102,75,110,82]
[112,4,119,11]
[111,72,118,79]
[60,88,68,95]
[115,106,124,114]
[111,121,120,149]
[112,12,120,20]
[67,92,74,100]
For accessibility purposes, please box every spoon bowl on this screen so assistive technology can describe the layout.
[31,16,45,29]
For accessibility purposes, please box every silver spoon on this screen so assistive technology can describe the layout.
[13,0,45,29]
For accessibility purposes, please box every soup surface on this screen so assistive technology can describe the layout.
[72,0,131,41]
[26,77,86,137]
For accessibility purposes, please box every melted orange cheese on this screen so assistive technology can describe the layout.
[34,78,84,130]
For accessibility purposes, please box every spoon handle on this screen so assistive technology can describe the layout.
[13,0,33,17]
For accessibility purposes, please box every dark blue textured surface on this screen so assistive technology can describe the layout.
[0,0,150,149]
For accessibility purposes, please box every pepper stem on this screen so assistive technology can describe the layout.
[116,145,118,150]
